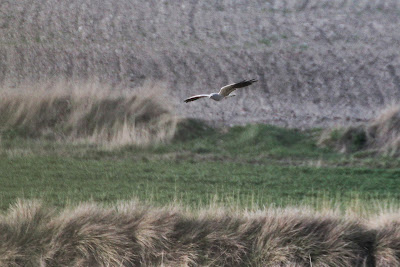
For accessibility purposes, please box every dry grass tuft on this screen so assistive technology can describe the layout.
[366,105,400,156]
[2,200,400,266]
[0,79,177,147]
[368,213,400,266]
[0,200,53,266]
[43,203,180,266]
[246,208,374,266]
[319,104,400,156]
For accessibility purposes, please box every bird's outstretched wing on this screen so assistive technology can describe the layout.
[218,79,257,97]
[184,94,210,103]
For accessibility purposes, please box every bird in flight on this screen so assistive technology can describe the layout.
[184,79,257,103]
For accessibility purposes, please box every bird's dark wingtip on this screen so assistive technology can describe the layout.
[232,79,258,89]
[241,79,258,84]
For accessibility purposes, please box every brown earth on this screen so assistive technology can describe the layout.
[1,0,400,128]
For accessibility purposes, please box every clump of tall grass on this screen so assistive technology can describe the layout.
[366,105,400,156]
[0,80,177,147]
[319,105,400,156]
[369,213,400,266]
[2,199,400,266]
[0,200,53,266]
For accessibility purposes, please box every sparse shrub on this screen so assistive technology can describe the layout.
[319,105,400,156]
[319,126,367,153]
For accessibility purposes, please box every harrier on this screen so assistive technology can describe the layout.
[184,79,257,103]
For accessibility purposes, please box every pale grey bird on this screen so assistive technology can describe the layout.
[184,79,257,103]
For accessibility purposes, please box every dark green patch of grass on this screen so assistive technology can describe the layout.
[0,155,399,211]
[321,126,368,153]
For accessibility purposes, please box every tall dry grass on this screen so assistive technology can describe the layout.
[1,200,400,266]
[0,80,177,147]
[366,105,400,156]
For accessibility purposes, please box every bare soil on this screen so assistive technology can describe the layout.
[1,0,400,128]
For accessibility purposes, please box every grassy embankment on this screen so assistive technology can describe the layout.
[0,82,399,212]
[1,82,400,266]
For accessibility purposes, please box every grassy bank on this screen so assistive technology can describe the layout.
[1,89,400,266]
[1,120,399,212]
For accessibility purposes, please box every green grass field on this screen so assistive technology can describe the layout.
[1,120,399,212]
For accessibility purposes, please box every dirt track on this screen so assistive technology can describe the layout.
[1,0,400,127]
